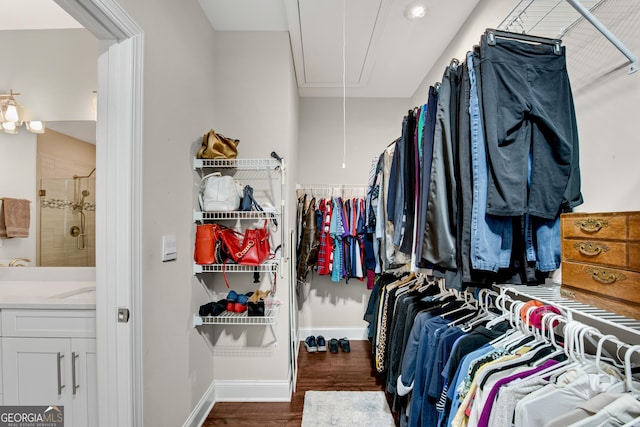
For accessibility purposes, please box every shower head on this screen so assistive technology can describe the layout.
[82,190,90,197]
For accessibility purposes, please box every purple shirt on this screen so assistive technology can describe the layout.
[477,359,558,427]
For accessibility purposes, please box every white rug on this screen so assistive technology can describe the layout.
[301,391,396,427]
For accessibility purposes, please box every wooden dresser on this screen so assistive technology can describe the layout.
[560,211,640,320]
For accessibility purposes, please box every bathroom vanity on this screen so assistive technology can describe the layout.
[0,281,96,427]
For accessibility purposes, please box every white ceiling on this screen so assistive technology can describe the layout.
[199,0,488,98]
[5,0,513,100]
[0,0,82,30]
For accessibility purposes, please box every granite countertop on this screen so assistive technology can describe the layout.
[0,281,96,309]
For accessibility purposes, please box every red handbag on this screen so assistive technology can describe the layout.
[194,224,215,265]
[219,228,244,262]
[235,221,271,266]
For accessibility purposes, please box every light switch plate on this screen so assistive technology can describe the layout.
[162,234,177,262]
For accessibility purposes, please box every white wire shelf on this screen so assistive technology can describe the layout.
[193,158,281,170]
[193,303,281,327]
[193,259,279,275]
[193,210,279,221]
[497,283,640,338]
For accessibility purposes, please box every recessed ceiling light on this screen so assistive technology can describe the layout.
[405,2,427,20]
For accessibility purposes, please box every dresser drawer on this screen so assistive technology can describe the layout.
[561,213,630,240]
[562,261,640,304]
[630,215,640,240]
[630,243,640,271]
[561,239,627,268]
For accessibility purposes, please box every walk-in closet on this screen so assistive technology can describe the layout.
[10,0,638,425]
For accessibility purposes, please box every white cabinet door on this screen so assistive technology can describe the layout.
[2,337,73,411]
[71,338,97,427]
[2,337,97,427]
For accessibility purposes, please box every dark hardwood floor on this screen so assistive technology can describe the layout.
[203,340,388,426]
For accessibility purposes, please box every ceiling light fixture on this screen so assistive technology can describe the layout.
[404,1,427,20]
[0,90,45,135]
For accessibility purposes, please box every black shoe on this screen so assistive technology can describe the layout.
[339,337,351,353]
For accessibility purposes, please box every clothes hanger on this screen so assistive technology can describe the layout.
[489,300,527,348]
[460,289,497,331]
[624,344,640,394]
[484,28,562,55]
[485,289,512,328]
[532,313,568,367]
[431,278,452,300]
[526,320,585,381]
[592,333,628,392]
[548,322,604,383]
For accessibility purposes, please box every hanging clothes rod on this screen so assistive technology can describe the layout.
[296,184,368,198]
[564,0,638,73]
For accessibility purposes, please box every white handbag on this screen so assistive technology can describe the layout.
[199,172,243,212]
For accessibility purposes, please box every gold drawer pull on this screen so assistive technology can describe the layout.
[585,267,626,284]
[575,218,610,233]
[574,241,609,257]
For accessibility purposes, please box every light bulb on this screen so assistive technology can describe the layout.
[404,2,427,20]
[27,121,45,133]
[5,103,19,122]
[2,121,18,134]
[410,5,426,18]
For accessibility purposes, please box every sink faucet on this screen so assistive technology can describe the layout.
[8,257,31,267]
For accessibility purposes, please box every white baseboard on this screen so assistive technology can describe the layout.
[183,380,291,426]
[182,381,216,427]
[214,380,291,402]
[298,326,368,342]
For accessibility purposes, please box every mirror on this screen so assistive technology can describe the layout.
[37,122,96,267]
[0,122,96,267]
[0,20,98,271]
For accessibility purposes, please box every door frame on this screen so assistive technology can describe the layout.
[53,0,143,425]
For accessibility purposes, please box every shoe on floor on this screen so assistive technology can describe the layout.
[316,335,327,352]
[304,336,318,353]
[339,337,351,353]
[328,338,339,354]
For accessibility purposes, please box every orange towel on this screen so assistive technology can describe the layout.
[0,198,30,238]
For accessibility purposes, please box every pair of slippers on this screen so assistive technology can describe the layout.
[199,299,226,317]
[200,290,272,317]
[328,337,350,353]
[226,290,249,313]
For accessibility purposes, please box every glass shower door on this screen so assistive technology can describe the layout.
[39,178,96,267]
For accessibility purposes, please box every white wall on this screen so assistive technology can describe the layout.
[0,29,96,120]
[211,31,298,389]
[113,0,219,425]
[296,97,409,335]
[0,132,37,263]
[571,63,640,213]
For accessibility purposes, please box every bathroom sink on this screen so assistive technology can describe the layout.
[50,286,96,299]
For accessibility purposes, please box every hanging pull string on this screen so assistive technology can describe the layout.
[342,0,347,169]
